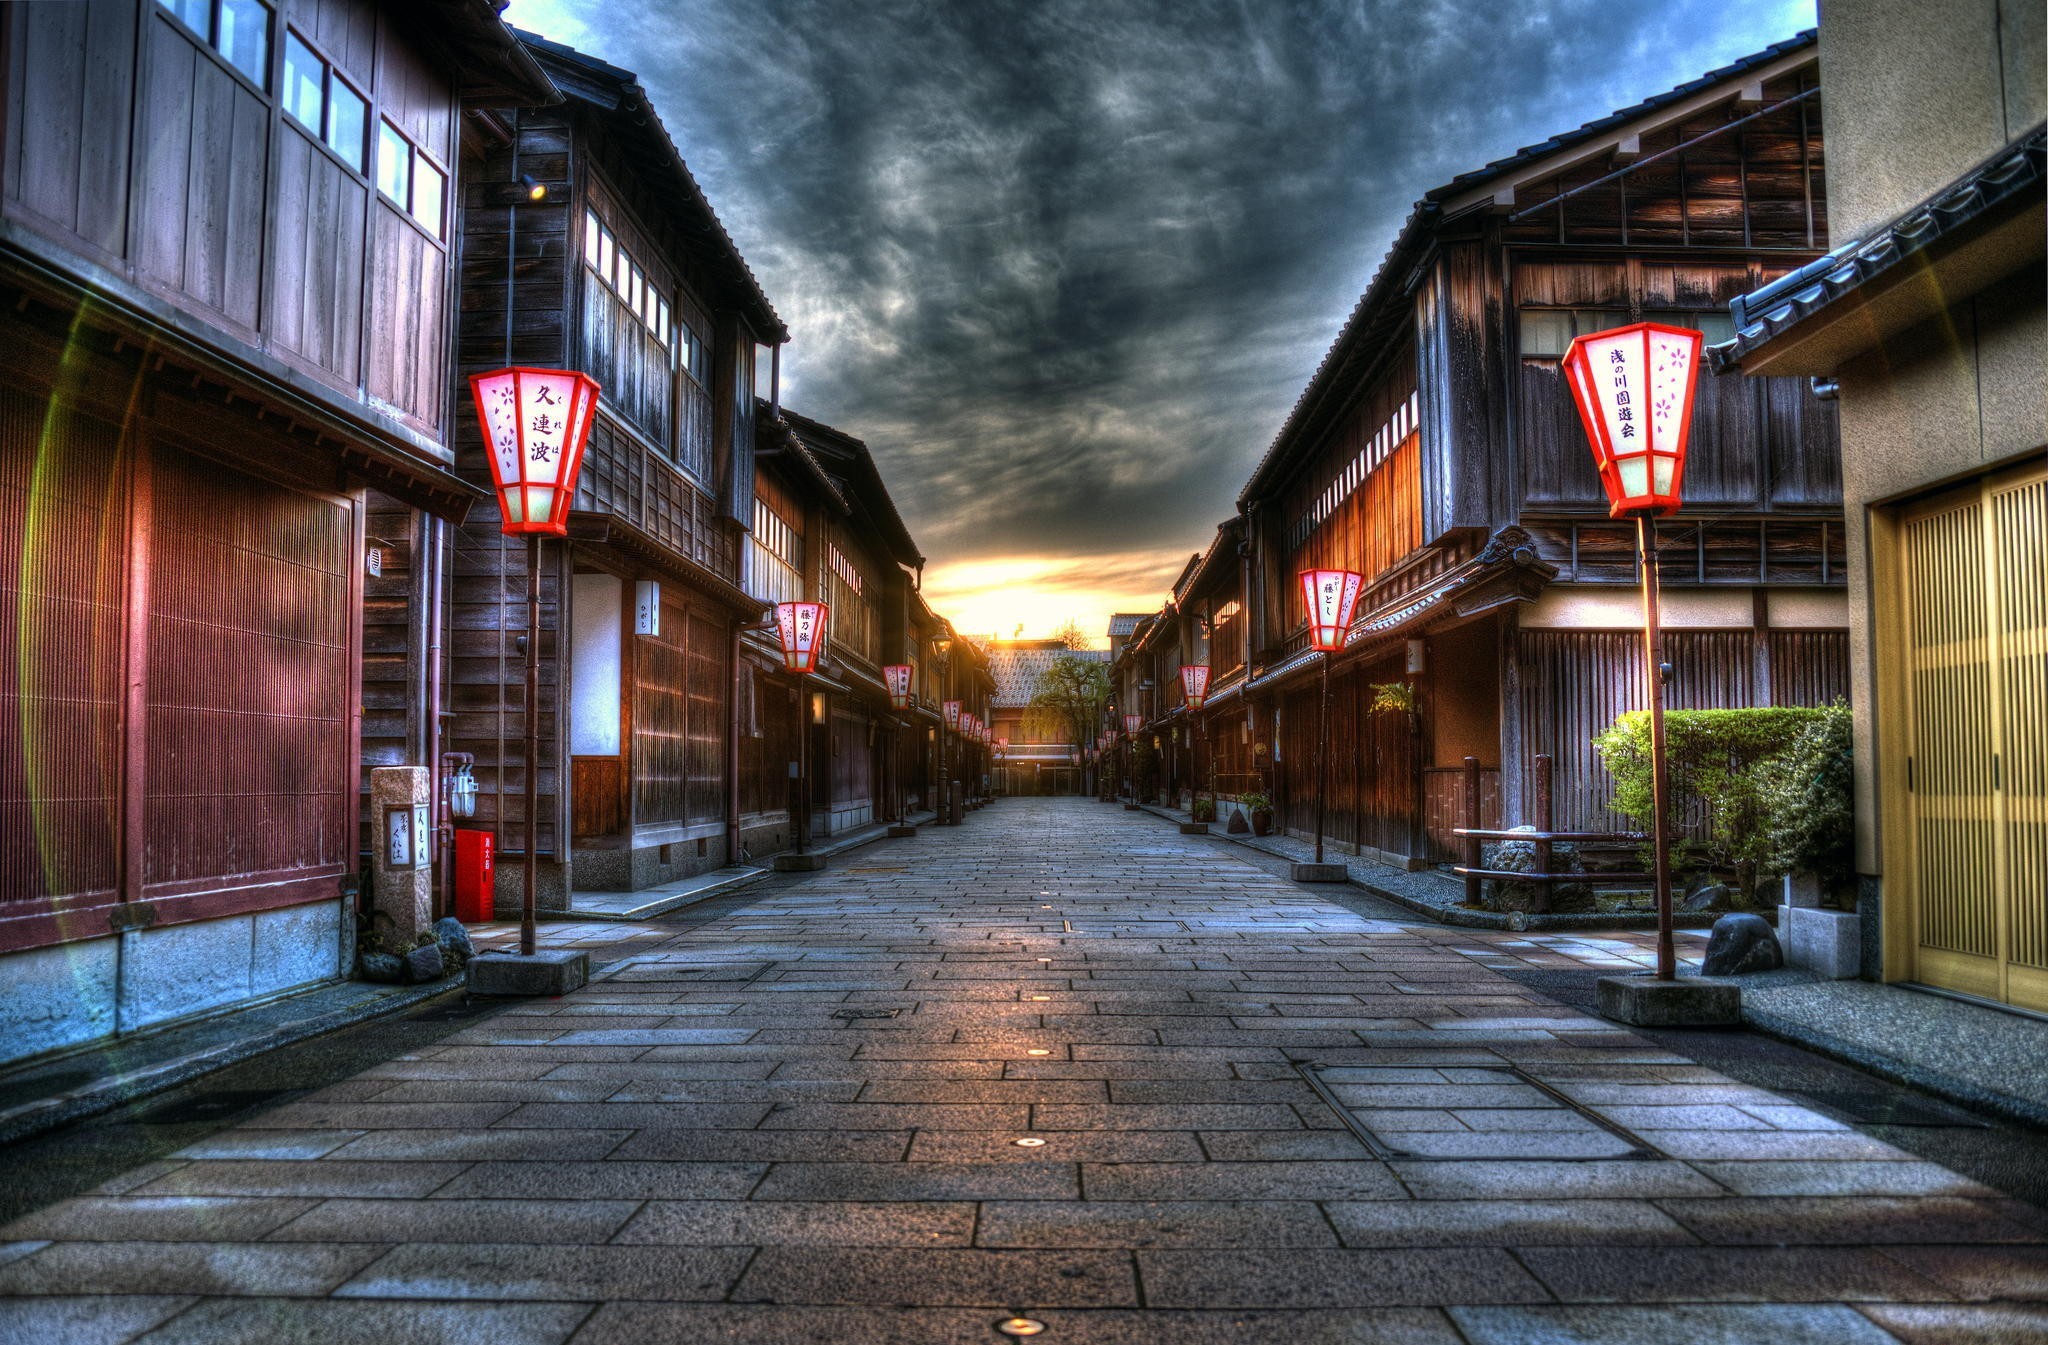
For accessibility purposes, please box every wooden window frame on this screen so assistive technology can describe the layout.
[156,0,273,95]
[374,117,447,243]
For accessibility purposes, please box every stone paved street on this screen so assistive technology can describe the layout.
[4,798,2046,1343]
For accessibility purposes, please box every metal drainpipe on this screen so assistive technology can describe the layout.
[727,619,743,864]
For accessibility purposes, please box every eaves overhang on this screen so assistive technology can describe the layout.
[1712,124,2046,378]
[566,511,767,619]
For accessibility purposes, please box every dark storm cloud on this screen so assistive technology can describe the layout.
[517,0,1810,575]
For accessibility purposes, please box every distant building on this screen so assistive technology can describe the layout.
[988,643,1108,795]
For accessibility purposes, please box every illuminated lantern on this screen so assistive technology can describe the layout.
[883,664,912,711]
[997,736,1009,753]
[1180,664,1211,709]
[773,601,829,674]
[943,699,962,730]
[1123,713,1141,735]
[1561,321,1701,517]
[468,367,601,535]
[1300,569,1364,652]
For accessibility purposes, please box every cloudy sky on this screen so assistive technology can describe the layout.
[509,0,1815,643]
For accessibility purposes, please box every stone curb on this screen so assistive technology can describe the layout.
[1739,1003,2048,1132]
[0,978,463,1148]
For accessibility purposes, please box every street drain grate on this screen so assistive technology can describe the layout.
[1790,1088,1990,1128]
[1296,1060,1663,1162]
[831,1007,904,1020]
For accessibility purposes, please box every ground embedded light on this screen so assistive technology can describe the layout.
[996,1319,1047,1337]
[1011,1137,1047,1147]
[1026,1048,1052,1055]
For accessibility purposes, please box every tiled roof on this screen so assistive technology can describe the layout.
[1107,614,1147,638]
[516,30,787,343]
[1713,123,2045,370]
[989,647,1108,707]
[1238,31,1817,506]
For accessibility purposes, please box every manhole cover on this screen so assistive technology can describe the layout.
[1297,1061,1661,1161]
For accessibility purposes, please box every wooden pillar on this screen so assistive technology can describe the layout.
[1462,755,1482,907]
[1497,606,1526,826]
[1752,588,1772,706]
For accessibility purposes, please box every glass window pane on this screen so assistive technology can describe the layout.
[583,212,601,270]
[375,120,408,204]
[281,33,321,132]
[326,78,366,173]
[158,0,212,38]
[1519,310,1572,358]
[217,0,270,88]
[596,231,613,285]
[411,156,444,235]
[1691,311,1735,343]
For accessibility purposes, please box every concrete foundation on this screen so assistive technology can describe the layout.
[1781,905,1863,979]
[773,852,828,872]
[1179,822,1210,835]
[1596,973,1743,1027]
[1290,862,1348,883]
[466,948,589,998]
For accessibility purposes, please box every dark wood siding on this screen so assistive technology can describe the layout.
[632,593,689,828]
[1276,658,1417,857]
[4,0,136,262]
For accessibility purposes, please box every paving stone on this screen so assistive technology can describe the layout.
[0,1197,318,1243]
[609,1127,912,1162]
[431,1160,763,1200]
[1326,1198,1694,1247]
[1449,1303,1904,1344]
[1516,1245,1950,1302]
[1855,1303,2048,1344]
[976,1199,1336,1248]
[1137,1247,1548,1308]
[1656,1196,2048,1246]
[0,1240,385,1297]
[0,1296,194,1345]
[751,1161,1079,1201]
[327,1128,630,1161]
[337,1242,753,1301]
[1875,1244,2048,1300]
[909,1130,1205,1163]
[132,1161,470,1199]
[1082,1161,1404,1201]
[613,1199,975,1246]
[733,1246,1138,1306]
[265,1197,641,1244]
[130,1299,594,1345]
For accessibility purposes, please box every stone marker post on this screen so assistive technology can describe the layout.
[369,766,433,942]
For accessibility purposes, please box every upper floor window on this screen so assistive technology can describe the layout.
[376,120,446,238]
[828,542,864,595]
[158,0,271,90]
[582,210,674,354]
[281,32,366,172]
[1520,308,1735,360]
[1287,391,1418,552]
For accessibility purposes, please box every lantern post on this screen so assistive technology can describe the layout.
[942,697,963,823]
[884,664,912,826]
[1298,569,1363,876]
[468,366,600,960]
[1562,322,1702,985]
[1181,664,1211,816]
[771,602,830,868]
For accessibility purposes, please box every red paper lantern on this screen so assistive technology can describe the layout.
[1180,664,1211,709]
[943,699,962,729]
[883,664,912,711]
[773,601,829,674]
[1123,713,1141,734]
[468,367,601,536]
[1300,569,1364,652]
[1561,321,1702,518]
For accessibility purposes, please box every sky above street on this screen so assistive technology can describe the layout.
[509,0,1816,644]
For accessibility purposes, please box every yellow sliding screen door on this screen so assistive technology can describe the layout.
[1899,460,2046,1011]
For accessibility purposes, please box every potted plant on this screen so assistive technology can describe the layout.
[1239,789,1274,836]
[1191,794,1217,823]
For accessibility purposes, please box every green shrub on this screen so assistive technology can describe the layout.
[1757,702,1855,892]
[1595,705,1836,898]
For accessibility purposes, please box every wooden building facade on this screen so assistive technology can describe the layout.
[1122,33,1851,872]
[0,0,552,1064]
[437,32,788,906]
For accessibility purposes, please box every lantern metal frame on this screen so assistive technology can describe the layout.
[1561,322,1704,983]
[1297,568,1363,866]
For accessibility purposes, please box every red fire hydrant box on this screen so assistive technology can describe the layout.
[454,829,495,923]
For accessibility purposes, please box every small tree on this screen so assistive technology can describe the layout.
[1050,619,1091,651]
[1757,702,1855,895]
[1025,654,1110,756]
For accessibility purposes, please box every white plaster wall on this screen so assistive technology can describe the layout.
[0,938,117,1064]
[1766,589,1851,629]
[571,572,623,756]
[1520,587,1751,629]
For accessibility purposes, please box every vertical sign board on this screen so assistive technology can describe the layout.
[635,580,661,636]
